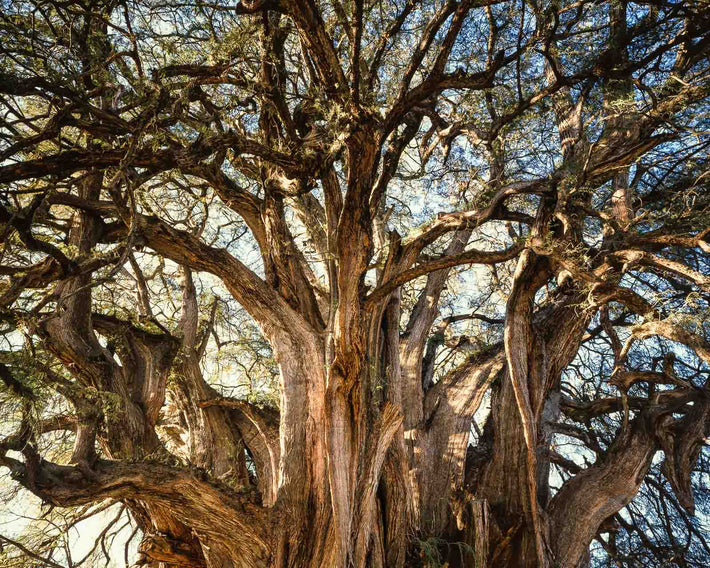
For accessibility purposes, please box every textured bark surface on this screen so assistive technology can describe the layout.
[1,1,709,567]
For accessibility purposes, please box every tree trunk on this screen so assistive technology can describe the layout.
[2,2,709,567]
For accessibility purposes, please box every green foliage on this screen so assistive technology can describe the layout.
[413,536,476,568]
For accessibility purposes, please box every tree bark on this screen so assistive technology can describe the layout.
[2,2,709,567]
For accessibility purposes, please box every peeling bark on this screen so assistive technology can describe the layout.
[1,2,709,567]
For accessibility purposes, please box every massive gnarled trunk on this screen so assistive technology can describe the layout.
[1,1,709,567]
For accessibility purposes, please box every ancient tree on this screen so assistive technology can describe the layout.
[0,0,709,566]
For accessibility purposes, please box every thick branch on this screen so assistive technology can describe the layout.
[0,457,272,565]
